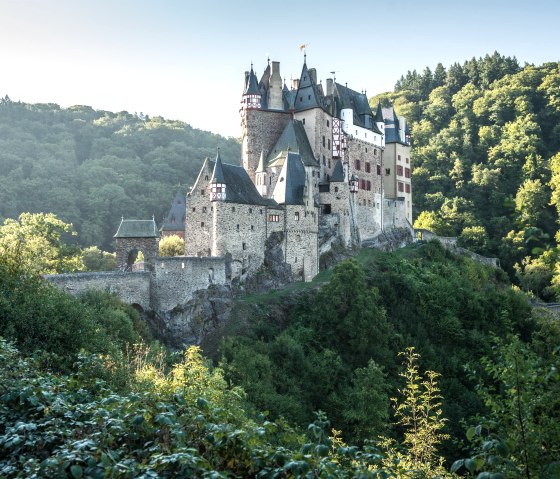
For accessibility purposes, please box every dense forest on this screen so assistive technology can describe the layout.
[2,234,559,477]
[0,99,240,251]
[372,52,560,300]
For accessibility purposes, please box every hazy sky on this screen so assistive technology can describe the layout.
[1,0,559,137]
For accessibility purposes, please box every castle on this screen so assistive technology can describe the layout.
[161,56,412,283]
[48,56,413,312]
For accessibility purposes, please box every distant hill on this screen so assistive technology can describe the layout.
[0,99,240,250]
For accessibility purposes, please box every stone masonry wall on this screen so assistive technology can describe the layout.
[294,109,332,181]
[242,109,290,179]
[44,272,152,310]
[152,256,227,312]
[284,204,319,282]
[115,237,159,271]
[185,160,214,257]
[213,202,268,280]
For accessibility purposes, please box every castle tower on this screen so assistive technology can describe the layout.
[241,61,291,182]
[255,150,267,196]
[268,61,283,110]
[241,64,261,111]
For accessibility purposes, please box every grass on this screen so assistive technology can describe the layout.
[237,245,412,305]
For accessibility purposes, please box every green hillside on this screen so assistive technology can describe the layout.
[372,53,560,299]
[0,99,240,250]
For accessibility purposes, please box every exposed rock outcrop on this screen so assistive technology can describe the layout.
[146,284,234,349]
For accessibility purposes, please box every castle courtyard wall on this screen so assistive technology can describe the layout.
[44,272,152,310]
[152,256,227,311]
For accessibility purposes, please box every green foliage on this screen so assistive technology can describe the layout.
[159,234,185,256]
[81,245,116,271]
[458,335,560,478]
[0,102,240,250]
[392,348,449,470]
[220,245,536,461]
[0,213,83,274]
[0,255,141,370]
[387,55,560,294]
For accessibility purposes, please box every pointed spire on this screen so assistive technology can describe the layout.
[256,150,265,173]
[211,149,225,184]
[243,64,260,95]
[375,101,384,123]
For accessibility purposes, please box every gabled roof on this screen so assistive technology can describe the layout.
[114,219,159,238]
[294,63,322,111]
[330,159,345,182]
[208,159,278,207]
[382,106,404,144]
[272,151,307,205]
[266,120,318,168]
[161,189,186,232]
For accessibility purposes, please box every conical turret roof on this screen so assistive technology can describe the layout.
[243,65,260,95]
[211,149,226,184]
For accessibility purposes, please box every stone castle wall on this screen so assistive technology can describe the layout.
[213,202,268,279]
[241,109,290,179]
[44,272,152,310]
[284,204,319,281]
[152,256,227,311]
[185,161,213,257]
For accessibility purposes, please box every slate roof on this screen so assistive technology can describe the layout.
[334,82,382,134]
[114,219,159,238]
[272,151,307,205]
[211,150,226,184]
[382,106,404,144]
[208,159,278,207]
[161,189,186,232]
[330,159,345,182]
[375,102,384,123]
[243,66,260,95]
[294,63,323,111]
[266,120,318,168]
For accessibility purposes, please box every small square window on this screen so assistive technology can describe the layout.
[242,242,246,250]
[202,206,207,213]
[232,207,235,212]
[201,222,204,227]
[192,207,196,212]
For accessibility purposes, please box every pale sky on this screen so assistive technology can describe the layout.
[1,0,559,138]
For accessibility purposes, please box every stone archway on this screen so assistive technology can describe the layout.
[114,219,159,271]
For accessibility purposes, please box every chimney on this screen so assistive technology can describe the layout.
[326,78,333,96]
[308,68,317,84]
[293,78,300,90]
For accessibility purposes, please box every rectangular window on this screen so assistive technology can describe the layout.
[405,167,411,178]
[386,168,391,176]
[328,138,331,149]
[295,212,300,221]
[377,164,381,175]
[202,206,207,213]
[201,222,204,227]
[398,182,404,192]
[200,190,204,196]
[405,183,411,193]
[268,214,280,222]
[242,242,246,250]
[406,157,409,163]
[192,207,196,212]
[365,162,371,173]
[398,155,402,162]
[397,165,404,176]
[232,207,235,212]
[236,224,240,231]
[249,208,252,213]
[322,136,325,147]
[367,180,371,191]
[355,160,361,170]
